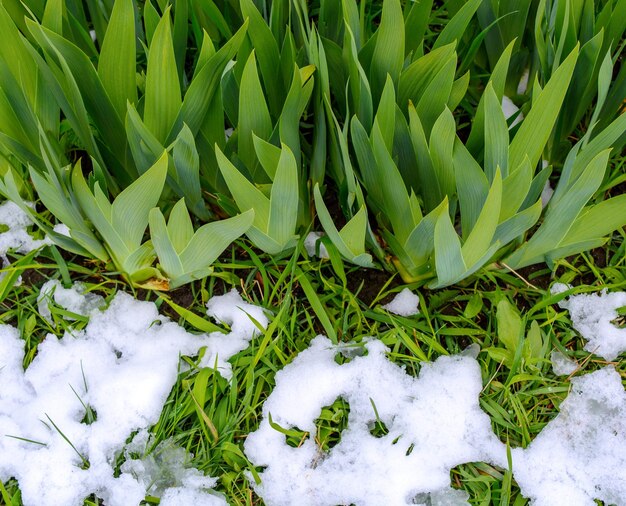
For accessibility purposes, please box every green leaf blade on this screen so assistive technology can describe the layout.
[112,151,168,251]
[238,51,272,176]
[144,10,181,143]
[97,0,137,119]
[268,145,298,246]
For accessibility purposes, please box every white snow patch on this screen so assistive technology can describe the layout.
[0,201,50,274]
[552,284,626,361]
[0,286,266,506]
[160,486,227,506]
[512,366,626,505]
[244,335,506,506]
[304,232,329,259]
[37,280,106,322]
[382,288,420,316]
[200,288,269,378]
[53,223,71,237]
[517,68,530,95]
[502,96,523,127]
[550,350,578,376]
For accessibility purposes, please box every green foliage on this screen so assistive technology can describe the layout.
[0,0,625,291]
[485,299,546,368]
[216,144,299,255]
[149,200,254,289]
[313,184,373,267]
[70,152,168,286]
[478,0,626,161]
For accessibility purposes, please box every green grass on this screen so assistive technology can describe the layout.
[1,220,624,505]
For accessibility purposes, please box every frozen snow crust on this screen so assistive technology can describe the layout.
[0,287,266,506]
[1,283,626,505]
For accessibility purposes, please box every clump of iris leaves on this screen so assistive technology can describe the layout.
[0,0,625,505]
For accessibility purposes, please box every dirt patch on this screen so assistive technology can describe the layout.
[346,267,399,306]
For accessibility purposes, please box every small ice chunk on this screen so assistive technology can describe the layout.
[502,96,523,127]
[550,350,578,376]
[121,437,225,505]
[550,282,570,296]
[554,288,626,361]
[512,366,626,505]
[304,232,329,259]
[244,335,506,506]
[52,223,71,237]
[37,280,106,321]
[461,343,480,359]
[381,288,420,316]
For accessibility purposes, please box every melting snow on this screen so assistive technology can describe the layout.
[3,279,626,505]
[246,285,626,506]
[37,280,106,321]
[550,350,578,376]
[200,288,268,379]
[512,366,626,505]
[121,431,226,505]
[502,96,523,127]
[552,283,626,361]
[0,201,50,274]
[381,288,420,316]
[244,336,506,506]
[304,232,329,259]
[0,286,266,506]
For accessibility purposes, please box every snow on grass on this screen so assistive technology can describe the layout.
[0,286,266,506]
[244,336,507,506]
[200,288,268,379]
[552,283,626,361]
[247,305,626,506]
[381,288,420,316]
[0,201,50,270]
[3,278,626,505]
[512,366,626,505]
[37,280,106,321]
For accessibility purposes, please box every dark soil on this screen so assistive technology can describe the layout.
[346,266,399,306]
